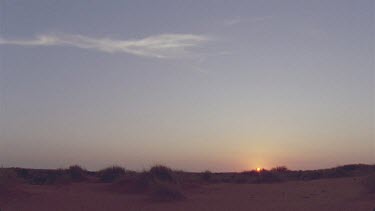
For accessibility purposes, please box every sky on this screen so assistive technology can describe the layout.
[0,0,374,172]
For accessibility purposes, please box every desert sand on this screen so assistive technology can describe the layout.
[1,176,374,211]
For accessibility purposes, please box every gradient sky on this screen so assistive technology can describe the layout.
[0,0,374,172]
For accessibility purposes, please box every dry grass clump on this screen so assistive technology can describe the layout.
[26,169,68,185]
[149,165,175,183]
[234,174,249,184]
[0,168,21,200]
[15,168,30,179]
[336,164,363,172]
[271,166,289,173]
[256,170,281,183]
[27,165,87,185]
[147,165,185,201]
[324,167,348,178]
[300,170,323,180]
[98,166,126,182]
[227,171,253,184]
[0,168,17,187]
[67,165,87,182]
[201,170,213,182]
[111,165,185,201]
[24,165,88,185]
[27,171,49,185]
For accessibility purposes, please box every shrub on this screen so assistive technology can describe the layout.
[325,167,348,178]
[28,169,67,185]
[0,169,17,195]
[110,165,186,200]
[29,172,49,185]
[149,165,175,183]
[300,170,323,180]
[234,174,249,184]
[0,168,17,187]
[256,170,281,183]
[201,170,212,182]
[336,164,361,172]
[15,168,30,179]
[271,166,289,173]
[98,166,126,182]
[67,165,87,182]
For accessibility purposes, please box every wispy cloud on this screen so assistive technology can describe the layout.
[223,18,243,26]
[0,33,210,58]
[223,16,272,26]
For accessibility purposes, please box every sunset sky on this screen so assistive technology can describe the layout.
[0,0,374,172]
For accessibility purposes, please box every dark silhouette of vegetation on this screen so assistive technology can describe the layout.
[68,165,87,182]
[98,166,126,182]
[15,168,29,179]
[256,170,281,183]
[149,165,175,183]
[110,165,185,201]
[19,168,67,185]
[21,165,88,185]
[201,170,213,182]
[0,168,17,187]
[3,163,375,190]
[233,173,249,184]
[271,166,289,172]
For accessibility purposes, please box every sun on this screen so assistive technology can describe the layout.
[256,167,262,172]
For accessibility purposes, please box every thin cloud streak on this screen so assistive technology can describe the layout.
[0,33,210,58]
[223,16,272,26]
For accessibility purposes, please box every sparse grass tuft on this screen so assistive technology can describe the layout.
[325,167,348,178]
[149,165,175,183]
[234,174,249,184]
[256,170,281,183]
[28,169,68,185]
[300,170,323,180]
[0,168,17,187]
[67,165,87,182]
[271,166,289,173]
[15,168,30,179]
[201,170,212,182]
[98,166,126,182]
[336,164,362,172]
[111,165,186,201]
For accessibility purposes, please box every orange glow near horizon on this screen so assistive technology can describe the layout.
[256,167,261,172]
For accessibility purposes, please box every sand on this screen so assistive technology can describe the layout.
[1,176,374,211]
